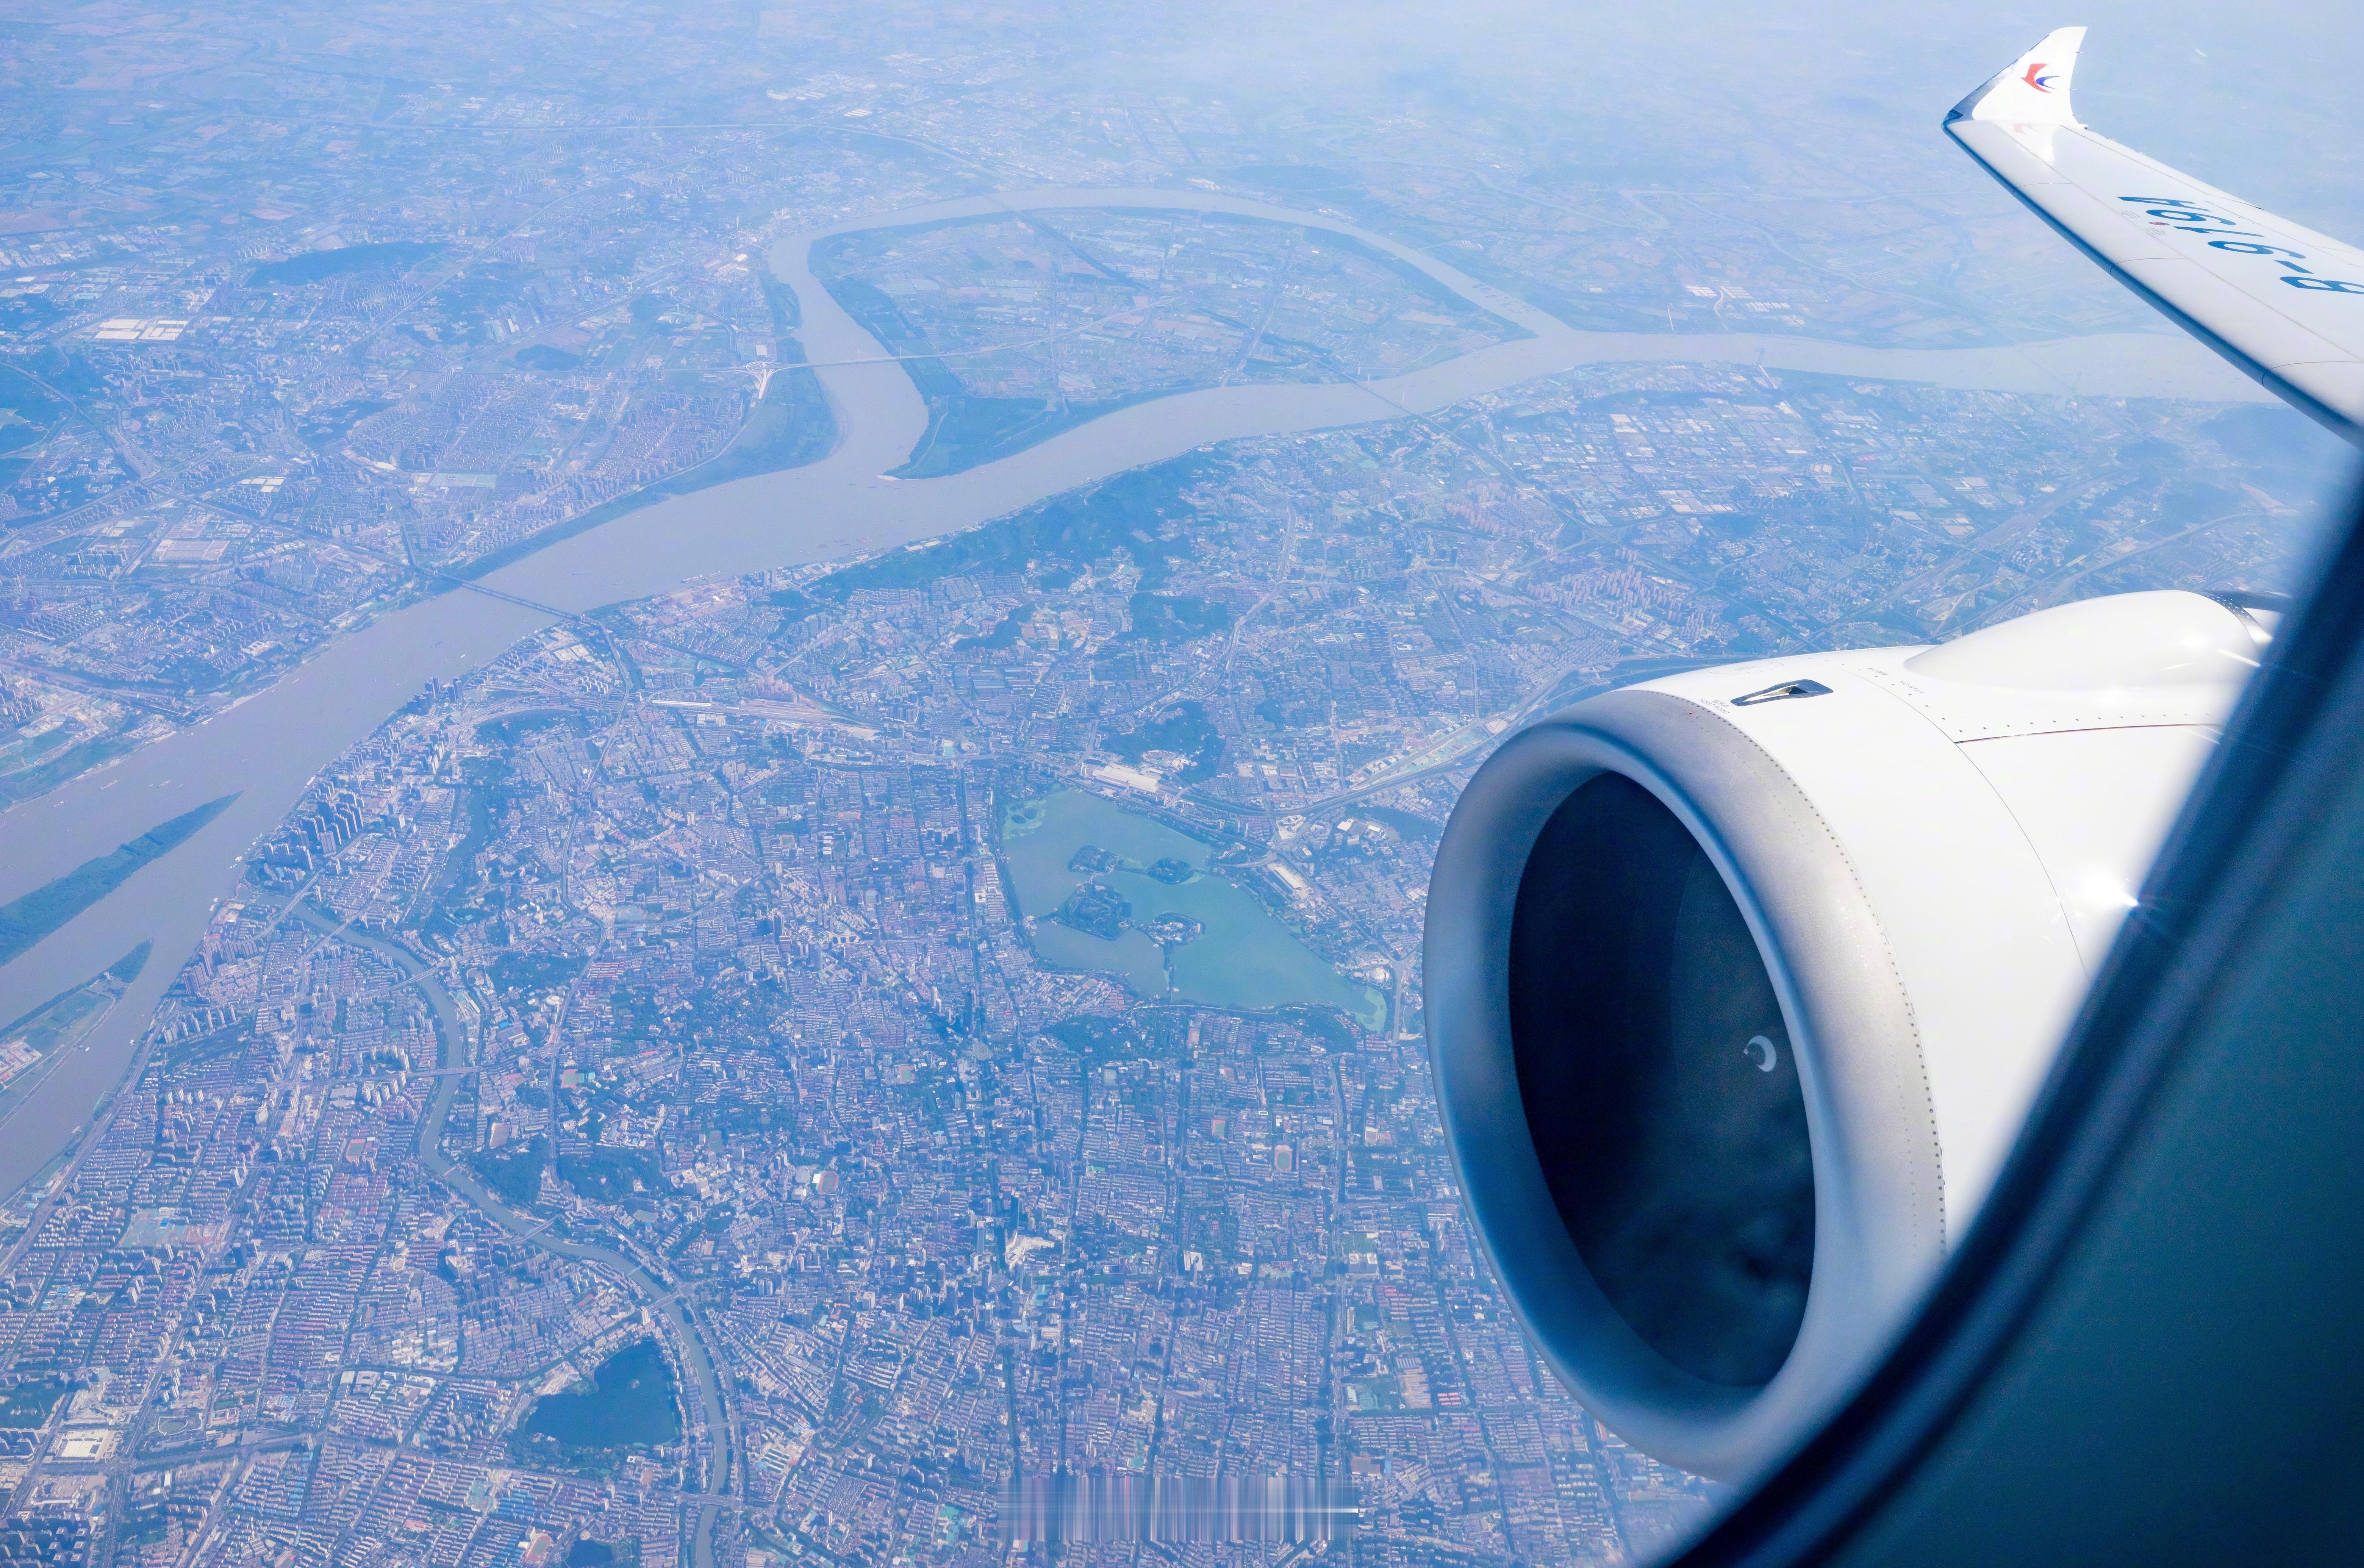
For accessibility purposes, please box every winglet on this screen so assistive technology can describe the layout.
[1947,26,2087,128]
[1942,26,2364,442]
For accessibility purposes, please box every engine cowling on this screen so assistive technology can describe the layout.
[1423,589,2272,1480]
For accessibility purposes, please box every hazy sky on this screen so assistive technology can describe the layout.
[1112,1,2363,238]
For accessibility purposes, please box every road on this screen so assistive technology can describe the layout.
[288,906,740,1568]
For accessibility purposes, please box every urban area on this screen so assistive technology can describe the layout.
[0,2,2351,1566]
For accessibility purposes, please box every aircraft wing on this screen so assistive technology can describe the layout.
[1417,34,2363,1490]
[1946,27,2364,442]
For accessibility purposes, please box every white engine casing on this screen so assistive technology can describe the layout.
[1423,589,2269,1481]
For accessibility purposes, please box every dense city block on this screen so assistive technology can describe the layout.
[0,3,2351,1565]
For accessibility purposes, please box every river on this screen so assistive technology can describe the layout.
[0,183,2272,1199]
[294,905,737,1568]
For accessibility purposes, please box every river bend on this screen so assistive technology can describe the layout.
[0,184,2269,1197]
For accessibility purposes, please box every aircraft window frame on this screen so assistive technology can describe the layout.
[1670,474,2364,1566]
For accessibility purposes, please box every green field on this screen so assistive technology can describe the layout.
[0,1380,69,1428]
[812,208,1529,478]
[467,1135,548,1210]
[799,455,1211,614]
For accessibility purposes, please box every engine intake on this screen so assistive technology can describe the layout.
[1424,590,2267,1479]
[1513,773,1814,1392]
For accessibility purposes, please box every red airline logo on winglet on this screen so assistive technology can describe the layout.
[2023,62,2061,93]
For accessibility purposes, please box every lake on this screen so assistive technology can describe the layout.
[516,1337,683,1456]
[1001,790,1387,1030]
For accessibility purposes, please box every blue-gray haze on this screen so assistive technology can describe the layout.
[0,3,2351,1565]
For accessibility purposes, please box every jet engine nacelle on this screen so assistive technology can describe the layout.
[1423,589,2271,1481]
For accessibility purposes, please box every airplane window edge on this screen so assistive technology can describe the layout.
[1667,472,2364,1568]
